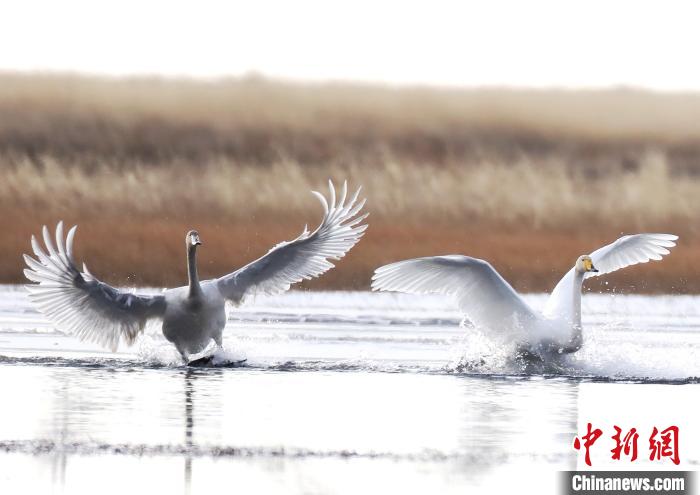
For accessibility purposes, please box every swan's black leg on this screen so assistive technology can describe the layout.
[177,348,189,366]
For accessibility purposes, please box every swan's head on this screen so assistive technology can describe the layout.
[575,255,598,273]
[187,230,202,247]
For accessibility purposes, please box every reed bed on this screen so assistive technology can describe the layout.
[2,154,699,292]
[1,73,699,292]
[2,152,699,229]
[2,72,700,170]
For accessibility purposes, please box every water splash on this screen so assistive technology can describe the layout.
[2,287,699,381]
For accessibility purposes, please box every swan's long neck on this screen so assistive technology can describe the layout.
[187,244,202,299]
[565,269,586,352]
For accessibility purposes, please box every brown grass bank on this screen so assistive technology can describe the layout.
[2,72,700,171]
[2,157,699,293]
[1,72,699,292]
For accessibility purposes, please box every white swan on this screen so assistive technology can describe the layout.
[24,181,367,364]
[371,234,678,356]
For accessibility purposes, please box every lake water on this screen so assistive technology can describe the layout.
[0,286,698,494]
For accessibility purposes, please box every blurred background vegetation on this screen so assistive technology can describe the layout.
[2,72,699,292]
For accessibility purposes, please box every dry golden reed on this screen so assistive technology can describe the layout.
[3,153,699,292]
[2,151,699,230]
[1,72,699,292]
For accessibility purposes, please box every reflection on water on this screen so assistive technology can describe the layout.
[0,289,698,493]
[184,369,194,495]
[0,365,697,494]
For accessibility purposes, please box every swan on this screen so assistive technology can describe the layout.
[371,233,678,357]
[24,180,367,364]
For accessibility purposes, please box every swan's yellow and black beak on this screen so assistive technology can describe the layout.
[584,257,598,272]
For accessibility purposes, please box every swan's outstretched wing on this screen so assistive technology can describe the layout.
[23,222,166,351]
[216,181,368,303]
[544,233,678,318]
[371,255,539,331]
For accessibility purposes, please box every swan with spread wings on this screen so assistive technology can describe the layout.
[24,181,367,364]
[372,234,678,356]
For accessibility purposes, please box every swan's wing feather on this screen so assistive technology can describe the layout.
[587,233,678,277]
[24,222,166,351]
[216,181,368,303]
[543,233,678,318]
[371,255,538,331]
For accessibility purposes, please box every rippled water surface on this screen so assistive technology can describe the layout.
[0,286,698,494]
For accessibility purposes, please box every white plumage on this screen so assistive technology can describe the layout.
[24,180,368,362]
[372,234,678,356]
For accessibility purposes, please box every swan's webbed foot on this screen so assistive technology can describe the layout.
[187,354,248,367]
[514,347,546,364]
[187,355,216,367]
[513,342,573,374]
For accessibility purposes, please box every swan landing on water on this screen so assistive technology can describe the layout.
[371,234,678,358]
[24,181,367,364]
